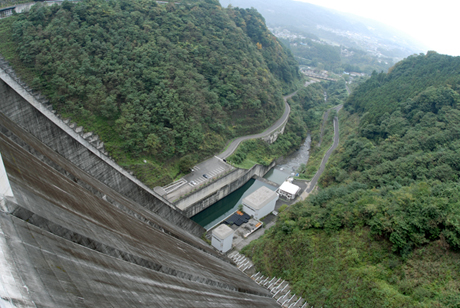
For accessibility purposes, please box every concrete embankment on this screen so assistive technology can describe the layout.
[0,67,204,238]
[175,161,276,218]
[0,60,280,308]
[0,115,279,308]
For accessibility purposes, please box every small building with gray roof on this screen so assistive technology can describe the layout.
[242,186,278,220]
[212,224,234,253]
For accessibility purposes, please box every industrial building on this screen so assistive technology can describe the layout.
[212,224,234,253]
[242,186,278,219]
[277,181,301,200]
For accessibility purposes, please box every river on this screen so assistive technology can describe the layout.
[191,134,311,230]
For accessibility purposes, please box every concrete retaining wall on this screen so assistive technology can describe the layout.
[0,68,205,237]
[176,161,276,218]
[261,123,286,144]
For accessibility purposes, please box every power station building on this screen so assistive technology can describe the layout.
[242,186,278,220]
[212,224,234,253]
[277,181,301,200]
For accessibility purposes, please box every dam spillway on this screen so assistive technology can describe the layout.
[0,66,279,306]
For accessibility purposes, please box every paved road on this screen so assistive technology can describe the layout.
[217,97,291,159]
[165,91,300,201]
[305,104,342,194]
[163,81,319,202]
[217,81,318,159]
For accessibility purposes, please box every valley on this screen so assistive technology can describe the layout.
[0,1,459,307]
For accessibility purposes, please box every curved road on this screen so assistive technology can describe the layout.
[217,96,291,159]
[305,104,342,194]
[218,81,317,159]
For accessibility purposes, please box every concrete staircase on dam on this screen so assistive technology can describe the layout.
[0,61,282,306]
[228,251,312,308]
[0,57,108,156]
[0,56,208,239]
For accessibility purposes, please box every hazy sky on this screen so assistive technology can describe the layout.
[295,0,460,56]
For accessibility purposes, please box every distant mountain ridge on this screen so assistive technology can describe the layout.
[220,0,425,60]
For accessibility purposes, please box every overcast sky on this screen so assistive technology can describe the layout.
[295,0,460,57]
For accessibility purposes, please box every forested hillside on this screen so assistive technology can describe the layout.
[227,83,327,168]
[1,0,300,184]
[243,52,460,307]
[220,0,424,74]
[286,38,393,74]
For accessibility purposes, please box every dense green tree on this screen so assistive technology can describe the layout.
[9,0,300,167]
[244,52,460,307]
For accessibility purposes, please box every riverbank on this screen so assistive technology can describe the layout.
[197,103,341,237]
[192,133,312,231]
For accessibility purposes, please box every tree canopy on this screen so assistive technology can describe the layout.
[10,0,300,162]
[244,52,460,307]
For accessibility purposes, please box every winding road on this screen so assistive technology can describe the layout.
[165,80,319,201]
[218,80,318,159]
[217,96,291,159]
[304,104,342,194]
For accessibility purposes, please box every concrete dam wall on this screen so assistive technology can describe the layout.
[0,126,279,307]
[176,162,276,218]
[0,67,280,306]
[0,66,204,238]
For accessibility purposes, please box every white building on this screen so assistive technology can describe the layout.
[242,186,278,220]
[211,224,234,253]
[277,181,300,200]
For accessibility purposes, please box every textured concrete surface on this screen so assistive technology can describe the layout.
[0,110,279,308]
[0,117,214,256]
[0,70,204,238]
[0,69,280,307]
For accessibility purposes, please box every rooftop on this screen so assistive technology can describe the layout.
[213,224,234,239]
[278,181,300,195]
[242,186,278,210]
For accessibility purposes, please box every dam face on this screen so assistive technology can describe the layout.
[0,69,204,238]
[0,69,279,306]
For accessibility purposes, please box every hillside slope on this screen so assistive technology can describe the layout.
[220,0,424,61]
[243,52,460,307]
[0,0,300,185]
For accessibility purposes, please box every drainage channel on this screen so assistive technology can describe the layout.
[228,251,313,308]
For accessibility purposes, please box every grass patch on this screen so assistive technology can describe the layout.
[232,158,260,170]
[227,139,275,169]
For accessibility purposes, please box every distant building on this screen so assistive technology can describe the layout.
[277,181,300,200]
[242,186,278,220]
[212,224,234,253]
